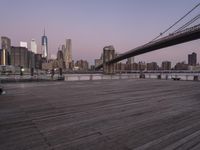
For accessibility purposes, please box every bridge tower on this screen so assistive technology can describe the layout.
[103,46,115,74]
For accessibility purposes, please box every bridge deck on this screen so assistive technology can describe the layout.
[1,79,200,150]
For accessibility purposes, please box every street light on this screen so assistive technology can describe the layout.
[20,66,24,76]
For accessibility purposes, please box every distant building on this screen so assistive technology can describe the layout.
[1,36,11,65]
[161,61,171,70]
[42,58,66,71]
[188,65,200,71]
[174,62,188,70]
[0,49,9,65]
[138,61,146,71]
[10,46,29,68]
[94,59,103,67]
[1,36,11,54]
[127,57,135,64]
[188,52,197,66]
[20,41,28,48]
[0,49,2,64]
[62,39,72,70]
[115,62,126,71]
[126,57,135,70]
[75,60,89,71]
[41,29,48,59]
[28,51,35,69]
[57,50,64,61]
[147,62,159,70]
[132,63,139,70]
[35,54,42,70]
[31,39,37,54]
[57,50,65,69]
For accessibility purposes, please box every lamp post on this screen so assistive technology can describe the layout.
[20,66,24,76]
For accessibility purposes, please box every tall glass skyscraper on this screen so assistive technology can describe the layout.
[62,39,72,69]
[41,29,48,59]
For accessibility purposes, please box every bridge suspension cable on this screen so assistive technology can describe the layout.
[151,2,200,41]
[174,14,200,33]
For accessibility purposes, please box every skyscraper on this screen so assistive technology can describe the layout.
[62,39,72,69]
[188,52,197,66]
[1,36,11,65]
[41,29,48,59]
[31,39,37,54]
[20,41,28,48]
[1,36,11,53]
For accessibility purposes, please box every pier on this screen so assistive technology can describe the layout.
[1,79,200,149]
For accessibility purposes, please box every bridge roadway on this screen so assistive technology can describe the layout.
[96,24,200,69]
[0,79,200,150]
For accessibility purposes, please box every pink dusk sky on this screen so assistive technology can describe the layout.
[0,0,199,66]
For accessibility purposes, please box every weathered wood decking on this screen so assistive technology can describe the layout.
[0,79,200,150]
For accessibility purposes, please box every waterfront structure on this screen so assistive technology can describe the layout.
[41,29,48,59]
[188,52,197,66]
[161,61,171,70]
[20,42,28,48]
[1,36,11,65]
[31,39,37,54]
[62,39,72,70]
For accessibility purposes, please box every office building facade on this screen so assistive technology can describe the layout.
[188,52,197,66]
[10,47,29,68]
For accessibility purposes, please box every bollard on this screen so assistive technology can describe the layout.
[31,68,34,77]
[157,74,161,79]
[20,66,24,76]
[186,75,188,81]
[51,69,55,80]
[89,74,93,80]
[0,88,3,95]
[59,68,62,76]
[193,76,199,81]
[140,74,145,79]
[165,75,168,80]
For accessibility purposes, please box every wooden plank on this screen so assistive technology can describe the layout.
[0,79,200,149]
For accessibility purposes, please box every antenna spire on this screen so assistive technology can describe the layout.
[44,28,45,36]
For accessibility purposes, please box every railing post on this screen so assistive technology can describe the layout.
[193,76,199,81]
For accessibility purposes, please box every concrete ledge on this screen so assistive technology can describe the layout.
[0,78,64,83]
[172,77,181,81]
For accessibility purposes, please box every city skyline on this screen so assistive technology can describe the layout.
[0,0,199,65]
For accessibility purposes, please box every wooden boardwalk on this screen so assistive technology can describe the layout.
[0,79,200,150]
